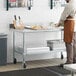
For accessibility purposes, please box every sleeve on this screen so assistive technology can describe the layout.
[59,4,72,24]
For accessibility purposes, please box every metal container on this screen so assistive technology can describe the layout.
[47,40,65,50]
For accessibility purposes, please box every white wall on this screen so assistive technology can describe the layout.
[0,0,66,63]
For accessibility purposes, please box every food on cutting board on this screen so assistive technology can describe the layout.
[31,25,48,30]
[31,25,42,30]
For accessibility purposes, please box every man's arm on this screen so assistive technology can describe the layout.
[57,4,71,27]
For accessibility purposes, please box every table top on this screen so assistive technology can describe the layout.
[64,64,76,72]
[11,27,63,33]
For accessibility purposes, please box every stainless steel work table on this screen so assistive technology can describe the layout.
[12,28,65,68]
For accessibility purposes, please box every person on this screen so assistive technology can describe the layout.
[56,0,76,64]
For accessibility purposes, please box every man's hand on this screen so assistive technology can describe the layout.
[55,23,61,27]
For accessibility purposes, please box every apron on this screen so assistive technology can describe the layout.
[64,19,74,43]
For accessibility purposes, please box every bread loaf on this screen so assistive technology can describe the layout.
[31,25,43,30]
